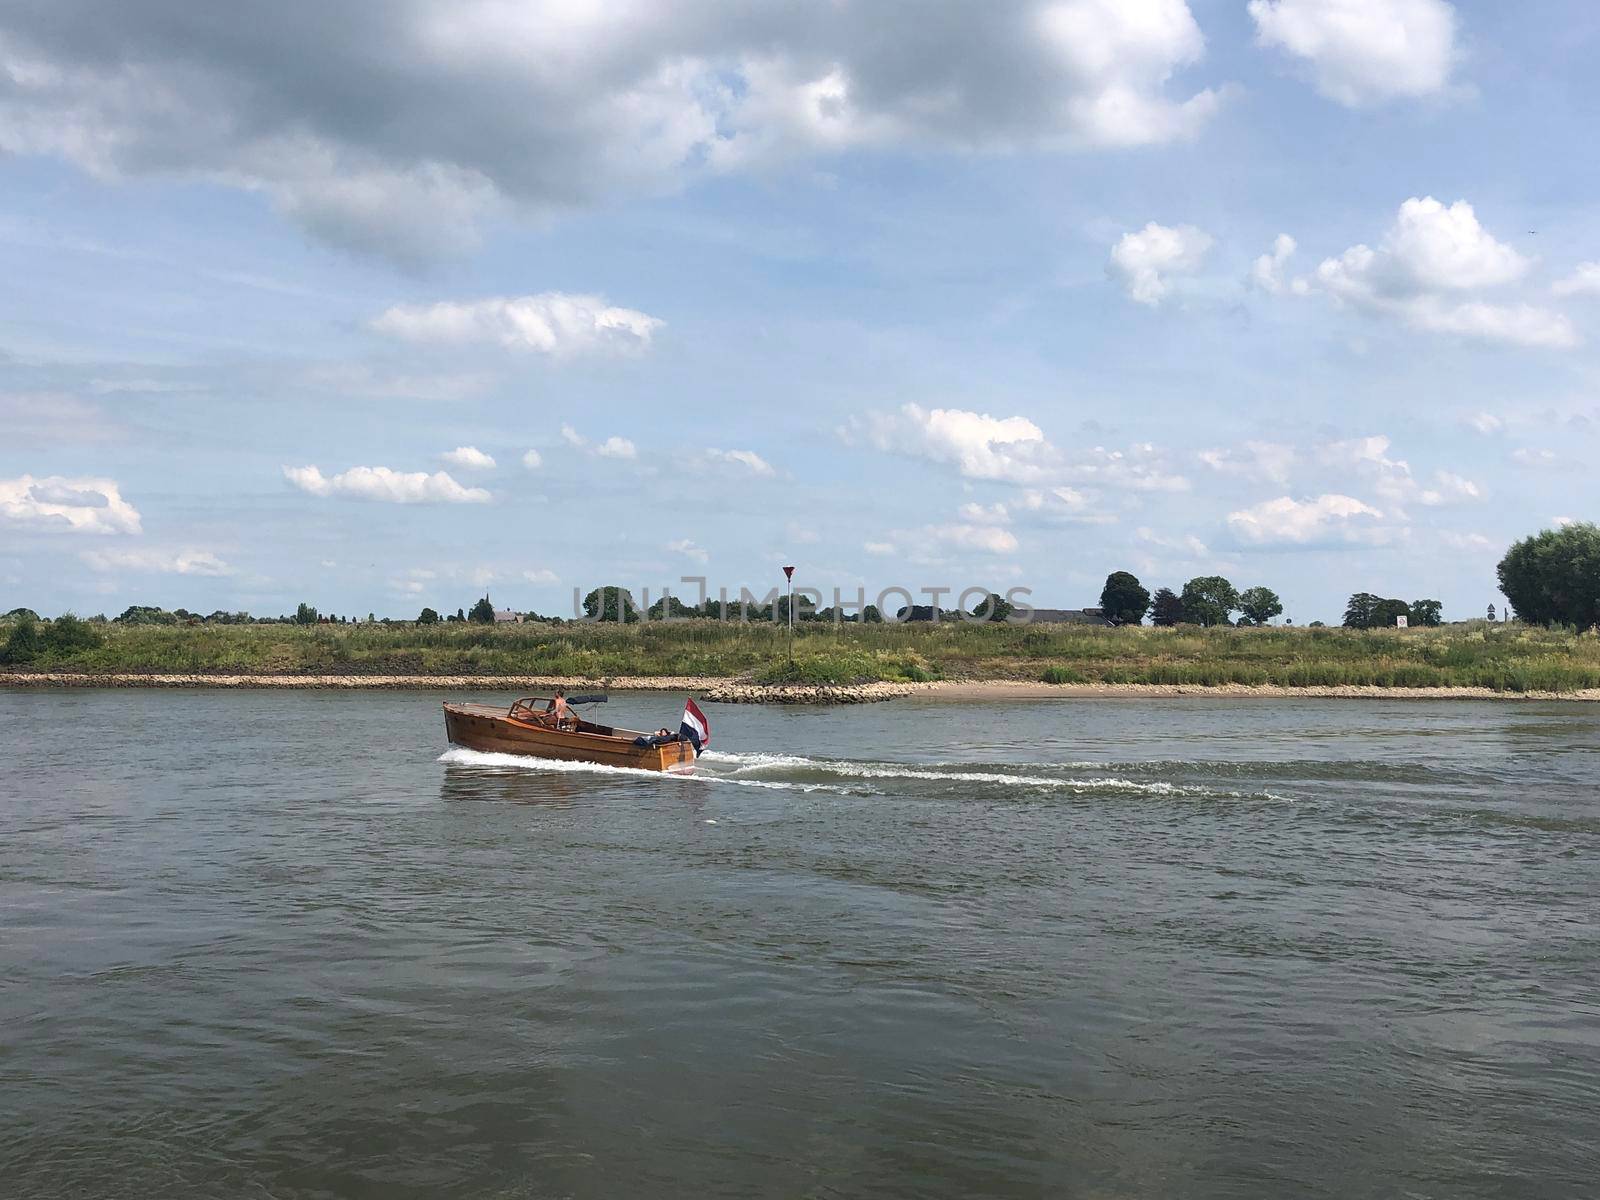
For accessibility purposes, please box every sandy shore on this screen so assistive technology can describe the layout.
[4,672,1599,703]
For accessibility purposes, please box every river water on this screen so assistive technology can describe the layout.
[2,688,1597,1198]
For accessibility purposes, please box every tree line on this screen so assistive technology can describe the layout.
[1098,572,1285,627]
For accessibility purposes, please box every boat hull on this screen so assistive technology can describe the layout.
[443,703,697,773]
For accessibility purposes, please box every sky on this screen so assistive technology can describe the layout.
[3,0,1598,624]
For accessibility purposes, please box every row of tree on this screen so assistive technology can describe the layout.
[1099,573,1285,627]
[1342,594,1443,629]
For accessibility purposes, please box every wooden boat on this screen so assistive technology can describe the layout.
[442,696,698,773]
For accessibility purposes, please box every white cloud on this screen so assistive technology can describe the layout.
[1227,493,1388,545]
[560,425,586,448]
[1250,233,1298,294]
[0,1,1226,261]
[849,405,1186,500]
[283,464,491,504]
[442,445,496,470]
[706,448,774,476]
[80,547,233,576]
[864,541,898,556]
[930,522,1020,554]
[596,436,637,460]
[1108,221,1213,305]
[848,403,1056,484]
[1199,441,1297,484]
[1249,0,1457,106]
[0,474,142,535]
[371,294,662,356]
[1466,412,1504,435]
[1553,516,1575,528]
[1063,444,1190,492]
[522,568,559,585]
[521,449,543,470]
[1552,263,1600,298]
[1319,435,1480,508]
[1301,198,1575,349]
[957,502,1011,524]
[667,538,709,563]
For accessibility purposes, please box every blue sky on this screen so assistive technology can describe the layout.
[3,0,1597,623]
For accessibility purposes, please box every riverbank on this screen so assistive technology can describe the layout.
[6,672,1600,703]
[6,618,1600,695]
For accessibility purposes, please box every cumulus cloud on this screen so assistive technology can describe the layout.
[1227,493,1388,546]
[283,464,491,504]
[441,446,496,470]
[521,449,543,470]
[1319,435,1480,508]
[522,568,559,585]
[595,436,637,460]
[847,404,1187,498]
[864,541,898,556]
[667,538,709,563]
[1553,263,1600,298]
[80,547,233,576]
[1249,0,1457,106]
[847,403,1056,484]
[1299,198,1575,348]
[931,523,1020,554]
[0,474,141,534]
[0,0,1226,261]
[1109,222,1213,305]
[1199,441,1297,484]
[1250,234,1298,294]
[371,294,662,355]
[706,449,775,476]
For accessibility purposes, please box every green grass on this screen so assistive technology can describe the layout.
[4,617,1600,693]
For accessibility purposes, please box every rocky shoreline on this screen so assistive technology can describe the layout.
[4,672,1598,704]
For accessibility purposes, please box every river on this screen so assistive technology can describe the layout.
[2,688,1596,1198]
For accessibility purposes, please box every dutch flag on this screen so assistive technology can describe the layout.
[679,698,711,756]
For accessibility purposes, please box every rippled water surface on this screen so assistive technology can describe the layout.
[3,688,1598,1198]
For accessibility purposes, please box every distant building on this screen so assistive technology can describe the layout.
[1023,608,1114,626]
[493,609,523,624]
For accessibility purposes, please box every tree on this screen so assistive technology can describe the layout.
[1099,571,1151,626]
[468,596,496,623]
[0,616,43,664]
[1180,576,1239,626]
[1150,588,1184,626]
[582,586,638,622]
[417,607,440,625]
[1343,592,1381,629]
[3,607,40,622]
[46,613,103,653]
[1409,599,1443,627]
[968,593,1015,622]
[1373,597,1410,627]
[294,602,319,626]
[115,605,177,625]
[1237,586,1284,626]
[1497,523,1600,628]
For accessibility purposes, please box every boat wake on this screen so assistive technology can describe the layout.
[439,747,1291,801]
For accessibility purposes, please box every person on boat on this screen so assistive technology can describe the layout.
[544,688,576,730]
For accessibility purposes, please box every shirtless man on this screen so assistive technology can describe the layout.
[545,688,576,729]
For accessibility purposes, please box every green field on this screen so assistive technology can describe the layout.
[6,617,1600,693]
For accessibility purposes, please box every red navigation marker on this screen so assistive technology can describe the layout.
[783,565,795,580]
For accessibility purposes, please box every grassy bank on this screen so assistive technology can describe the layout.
[5,618,1600,693]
